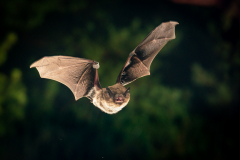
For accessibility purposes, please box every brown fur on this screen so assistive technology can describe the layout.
[92,83,130,114]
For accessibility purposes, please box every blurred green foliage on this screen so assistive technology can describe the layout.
[0,33,27,138]
[0,0,239,159]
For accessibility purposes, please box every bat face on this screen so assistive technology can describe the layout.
[100,83,130,114]
[104,83,130,104]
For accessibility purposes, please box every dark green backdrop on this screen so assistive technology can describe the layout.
[0,0,239,159]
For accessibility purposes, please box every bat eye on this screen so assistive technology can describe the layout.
[106,87,113,97]
[124,87,130,96]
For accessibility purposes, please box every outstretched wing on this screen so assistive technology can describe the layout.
[117,21,178,85]
[30,56,101,100]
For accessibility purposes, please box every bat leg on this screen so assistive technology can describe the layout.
[87,96,93,103]
[94,69,102,90]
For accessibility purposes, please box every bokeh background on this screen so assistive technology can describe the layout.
[0,0,239,159]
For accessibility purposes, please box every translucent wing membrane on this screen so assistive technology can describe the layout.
[30,56,101,100]
[117,21,178,85]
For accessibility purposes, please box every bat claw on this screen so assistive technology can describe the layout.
[93,62,100,69]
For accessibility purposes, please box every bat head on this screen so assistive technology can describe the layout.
[101,83,130,114]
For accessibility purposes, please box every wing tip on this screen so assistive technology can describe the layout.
[30,63,36,68]
[169,21,179,26]
[163,21,178,39]
[30,57,46,68]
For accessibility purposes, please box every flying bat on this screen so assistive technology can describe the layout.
[30,21,178,114]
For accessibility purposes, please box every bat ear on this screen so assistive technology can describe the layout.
[106,87,113,97]
[124,87,130,96]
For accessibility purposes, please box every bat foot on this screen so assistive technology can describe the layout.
[87,96,93,103]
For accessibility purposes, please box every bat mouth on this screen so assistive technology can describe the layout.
[115,96,123,103]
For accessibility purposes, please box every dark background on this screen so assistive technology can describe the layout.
[0,0,239,159]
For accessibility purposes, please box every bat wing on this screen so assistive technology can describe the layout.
[30,56,101,100]
[117,21,178,85]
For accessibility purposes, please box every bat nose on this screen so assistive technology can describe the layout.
[115,95,123,103]
[116,96,123,101]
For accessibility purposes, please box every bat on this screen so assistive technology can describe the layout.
[30,21,178,114]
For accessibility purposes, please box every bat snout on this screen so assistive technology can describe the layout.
[115,96,124,103]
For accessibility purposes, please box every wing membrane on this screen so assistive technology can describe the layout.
[30,56,100,100]
[117,21,178,85]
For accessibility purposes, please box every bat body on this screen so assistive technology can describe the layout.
[30,21,178,114]
[90,83,130,114]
